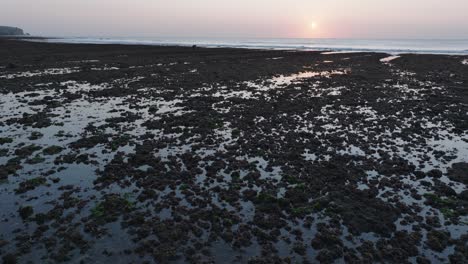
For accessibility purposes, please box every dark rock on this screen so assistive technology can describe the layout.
[2,254,16,264]
[426,230,450,252]
[447,163,468,184]
[0,26,24,36]
[427,169,442,179]
[18,206,34,220]
[328,190,399,236]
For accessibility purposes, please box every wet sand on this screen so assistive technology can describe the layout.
[1,38,468,263]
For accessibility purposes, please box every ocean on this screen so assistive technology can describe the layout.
[34,37,468,55]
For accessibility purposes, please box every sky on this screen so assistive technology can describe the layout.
[2,0,468,39]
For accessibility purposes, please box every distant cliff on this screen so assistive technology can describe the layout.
[0,26,25,36]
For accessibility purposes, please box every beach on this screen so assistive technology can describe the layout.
[1,38,468,263]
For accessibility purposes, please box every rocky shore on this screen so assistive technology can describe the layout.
[0,38,467,263]
[0,27,25,36]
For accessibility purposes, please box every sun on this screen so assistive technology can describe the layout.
[310,22,318,30]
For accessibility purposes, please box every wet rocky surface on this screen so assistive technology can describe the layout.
[0,39,467,263]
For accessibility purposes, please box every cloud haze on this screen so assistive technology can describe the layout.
[2,0,468,38]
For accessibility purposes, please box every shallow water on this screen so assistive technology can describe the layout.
[33,37,468,55]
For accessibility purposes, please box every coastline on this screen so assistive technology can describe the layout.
[1,38,468,263]
[9,35,468,55]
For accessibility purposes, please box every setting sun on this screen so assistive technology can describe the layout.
[310,22,318,29]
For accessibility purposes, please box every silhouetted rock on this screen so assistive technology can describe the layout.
[0,26,25,36]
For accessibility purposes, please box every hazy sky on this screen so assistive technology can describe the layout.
[2,0,468,38]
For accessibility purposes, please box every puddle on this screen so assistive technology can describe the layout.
[321,51,366,55]
[0,67,80,79]
[380,55,400,63]
[245,70,349,91]
[272,70,348,86]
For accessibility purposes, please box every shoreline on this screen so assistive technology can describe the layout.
[6,35,468,56]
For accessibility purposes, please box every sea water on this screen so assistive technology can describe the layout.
[33,37,468,55]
